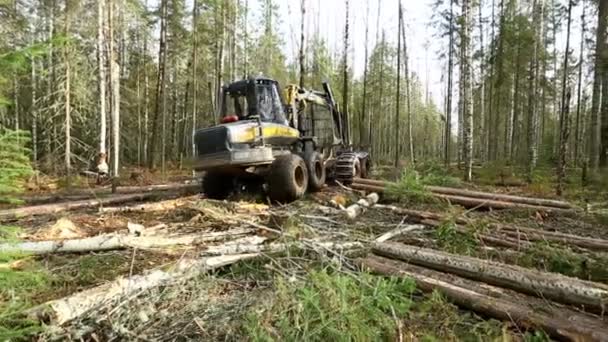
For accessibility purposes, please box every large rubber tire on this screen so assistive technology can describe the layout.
[202,171,235,200]
[303,151,326,192]
[360,157,371,178]
[267,154,309,203]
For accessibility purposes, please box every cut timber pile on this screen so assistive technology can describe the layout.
[351,178,575,212]
[361,241,608,341]
[0,184,199,221]
[371,242,608,312]
[360,254,608,341]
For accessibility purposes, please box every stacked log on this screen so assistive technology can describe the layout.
[360,254,608,341]
[351,178,575,212]
[362,241,608,340]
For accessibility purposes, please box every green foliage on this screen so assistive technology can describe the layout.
[518,242,608,283]
[386,169,434,204]
[245,270,416,341]
[0,129,33,203]
[415,160,462,187]
[434,220,478,255]
[0,255,50,341]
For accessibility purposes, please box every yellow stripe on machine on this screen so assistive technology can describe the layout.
[230,123,300,143]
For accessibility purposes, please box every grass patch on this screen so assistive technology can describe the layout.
[386,169,435,205]
[405,290,507,340]
[245,270,416,341]
[517,242,608,283]
[415,161,463,187]
[0,253,49,340]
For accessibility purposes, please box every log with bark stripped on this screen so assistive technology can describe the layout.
[0,228,255,255]
[360,254,608,341]
[372,242,608,312]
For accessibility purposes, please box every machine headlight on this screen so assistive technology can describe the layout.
[233,151,249,160]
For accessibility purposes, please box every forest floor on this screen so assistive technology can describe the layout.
[1,163,607,341]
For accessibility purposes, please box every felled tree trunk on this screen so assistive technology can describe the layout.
[1,188,197,221]
[19,182,199,205]
[0,228,255,255]
[30,253,259,325]
[360,254,608,341]
[372,242,608,312]
[99,196,194,213]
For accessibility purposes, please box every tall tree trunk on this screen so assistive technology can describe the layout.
[63,0,71,184]
[242,0,248,78]
[143,0,149,165]
[601,4,608,168]
[97,0,108,172]
[556,0,573,195]
[342,0,350,144]
[491,0,506,161]
[394,2,402,168]
[444,0,455,166]
[215,2,225,116]
[588,0,606,169]
[477,0,485,162]
[149,0,168,168]
[369,0,382,153]
[527,0,544,182]
[509,44,522,161]
[299,0,306,88]
[360,0,369,146]
[191,0,199,162]
[485,0,496,161]
[31,57,38,165]
[461,0,473,181]
[574,2,586,166]
[399,7,414,163]
[109,0,120,177]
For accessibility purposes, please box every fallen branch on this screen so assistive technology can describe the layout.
[372,242,608,312]
[30,253,258,325]
[375,224,426,243]
[360,254,608,341]
[0,228,255,255]
[0,188,199,221]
